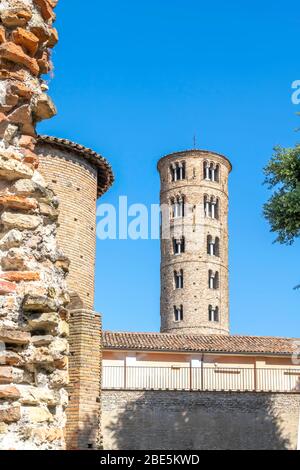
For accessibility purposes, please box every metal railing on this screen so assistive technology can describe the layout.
[103,366,300,393]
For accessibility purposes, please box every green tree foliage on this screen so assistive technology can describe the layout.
[264,144,300,245]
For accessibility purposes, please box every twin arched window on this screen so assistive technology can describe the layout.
[173,237,185,255]
[171,162,186,182]
[207,235,220,257]
[208,305,219,322]
[204,195,219,219]
[203,161,220,182]
[174,305,183,322]
[174,270,184,289]
[171,196,185,218]
[208,270,219,290]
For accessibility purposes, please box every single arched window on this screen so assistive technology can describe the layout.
[209,305,219,322]
[174,270,184,289]
[174,305,183,322]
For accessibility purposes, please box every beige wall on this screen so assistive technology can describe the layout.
[103,351,300,392]
[103,350,298,367]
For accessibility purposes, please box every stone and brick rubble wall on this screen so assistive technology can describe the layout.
[0,0,70,450]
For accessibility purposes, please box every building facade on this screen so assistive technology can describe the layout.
[102,331,300,450]
[158,150,232,335]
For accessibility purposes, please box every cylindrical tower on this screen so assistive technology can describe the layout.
[36,136,114,309]
[158,149,232,335]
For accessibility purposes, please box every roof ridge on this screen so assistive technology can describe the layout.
[103,331,298,341]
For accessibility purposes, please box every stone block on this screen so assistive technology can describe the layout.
[0,405,21,424]
[0,195,38,211]
[0,385,20,400]
[11,28,39,57]
[23,295,58,313]
[0,155,33,180]
[32,93,57,121]
[1,212,41,231]
[0,9,32,28]
[0,42,39,76]
[0,329,30,345]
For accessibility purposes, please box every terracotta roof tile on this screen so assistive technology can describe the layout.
[103,331,299,356]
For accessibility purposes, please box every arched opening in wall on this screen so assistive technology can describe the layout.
[215,237,220,257]
[174,270,184,289]
[214,198,219,220]
[208,305,219,322]
[207,235,213,255]
[215,164,220,182]
[173,237,185,255]
[203,161,209,180]
[174,305,183,322]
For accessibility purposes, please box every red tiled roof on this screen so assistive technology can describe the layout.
[103,331,299,356]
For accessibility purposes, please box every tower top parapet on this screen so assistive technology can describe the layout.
[158,149,232,173]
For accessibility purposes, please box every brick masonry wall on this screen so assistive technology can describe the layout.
[102,390,300,450]
[37,143,98,310]
[158,151,231,335]
[66,308,102,450]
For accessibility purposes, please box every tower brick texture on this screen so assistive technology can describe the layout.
[36,136,114,310]
[158,150,232,336]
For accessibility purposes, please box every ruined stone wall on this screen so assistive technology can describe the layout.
[0,0,70,450]
[158,150,231,335]
[102,390,300,450]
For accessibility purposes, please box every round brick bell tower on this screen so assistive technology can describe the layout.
[158,149,232,335]
[36,136,114,309]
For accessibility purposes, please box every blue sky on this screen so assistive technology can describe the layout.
[39,0,300,337]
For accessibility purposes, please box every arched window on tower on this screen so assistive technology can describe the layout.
[204,195,211,217]
[203,161,220,183]
[209,270,219,289]
[204,196,219,220]
[215,164,220,182]
[171,196,185,219]
[173,237,185,255]
[207,235,213,255]
[174,305,183,322]
[207,236,221,257]
[208,305,219,322]
[170,164,176,182]
[174,270,184,289]
[204,161,210,180]
[170,162,186,182]
[211,198,219,220]
[215,237,220,257]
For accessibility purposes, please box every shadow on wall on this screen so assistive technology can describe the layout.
[102,392,298,450]
[68,410,101,450]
